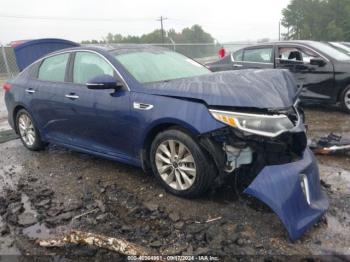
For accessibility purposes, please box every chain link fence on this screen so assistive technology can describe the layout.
[0,42,252,81]
[0,45,19,81]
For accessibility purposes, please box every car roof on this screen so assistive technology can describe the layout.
[107,44,169,55]
[234,40,322,51]
[45,44,169,57]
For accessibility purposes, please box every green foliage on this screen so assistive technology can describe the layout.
[82,25,214,44]
[81,25,217,58]
[282,0,350,41]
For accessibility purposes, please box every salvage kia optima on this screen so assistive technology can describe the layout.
[3,45,328,240]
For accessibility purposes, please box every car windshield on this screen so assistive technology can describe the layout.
[308,41,350,61]
[111,50,211,83]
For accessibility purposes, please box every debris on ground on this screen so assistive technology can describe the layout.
[38,230,157,257]
[309,133,350,155]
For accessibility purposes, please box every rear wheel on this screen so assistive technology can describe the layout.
[341,86,350,113]
[16,109,46,151]
[150,129,216,198]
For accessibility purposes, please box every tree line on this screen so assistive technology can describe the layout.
[81,25,218,58]
[282,0,350,41]
[81,25,215,44]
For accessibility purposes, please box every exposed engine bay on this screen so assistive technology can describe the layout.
[200,106,307,188]
[222,144,253,173]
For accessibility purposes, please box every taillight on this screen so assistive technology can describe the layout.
[3,83,11,92]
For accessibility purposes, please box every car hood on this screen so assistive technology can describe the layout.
[143,69,298,109]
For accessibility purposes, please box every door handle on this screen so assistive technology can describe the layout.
[65,94,79,100]
[25,89,35,94]
[233,64,243,68]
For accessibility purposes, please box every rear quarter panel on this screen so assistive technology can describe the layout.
[206,56,233,72]
[4,72,32,129]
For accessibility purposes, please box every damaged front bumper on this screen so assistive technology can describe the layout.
[200,118,328,241]
[244,148,328,241]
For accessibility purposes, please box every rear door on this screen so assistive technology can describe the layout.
[27,52,72,142]
[275,45,334,100]
[60,51,133,158]
[241,46,275,69]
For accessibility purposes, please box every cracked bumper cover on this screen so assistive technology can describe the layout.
[244,148,328,241]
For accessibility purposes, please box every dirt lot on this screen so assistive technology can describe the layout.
[0,80,350,260]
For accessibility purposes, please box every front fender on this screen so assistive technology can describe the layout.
[244,148,328,241]
[131,92,225,150]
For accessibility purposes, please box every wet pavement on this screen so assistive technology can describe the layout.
[0,81,350,259]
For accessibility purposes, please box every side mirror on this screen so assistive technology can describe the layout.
[86,74,122,90]
[310,58,326,67]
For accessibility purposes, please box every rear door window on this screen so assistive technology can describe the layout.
[243,47,273,63]
[73,52,114,84]
[38,53,70,82]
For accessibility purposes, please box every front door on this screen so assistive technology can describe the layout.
[275,45,335,101]
[61,51,133,159]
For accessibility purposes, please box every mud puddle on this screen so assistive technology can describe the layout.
[20,194,52,240]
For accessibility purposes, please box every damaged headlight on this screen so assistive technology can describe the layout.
[209,109,295,137]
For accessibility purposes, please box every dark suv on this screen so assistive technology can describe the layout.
[207,41,350,113]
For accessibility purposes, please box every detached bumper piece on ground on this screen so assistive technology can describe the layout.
[244,148,329,241]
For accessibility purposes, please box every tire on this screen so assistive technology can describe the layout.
[16,109,46,151]
[341,86,350,113]
[150,128,216,198]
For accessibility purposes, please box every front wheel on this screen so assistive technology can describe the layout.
[150,129,216,198]
[16,109,46,151]
[341,86,350,113]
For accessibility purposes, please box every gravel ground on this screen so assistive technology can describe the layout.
[0,79,349,260]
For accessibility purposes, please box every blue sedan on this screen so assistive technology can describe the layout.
[3,45,328,240]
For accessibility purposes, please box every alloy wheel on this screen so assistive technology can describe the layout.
[155,139,196,191]
[18,113,36,147]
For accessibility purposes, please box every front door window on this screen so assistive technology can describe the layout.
[73,52,114,84]
[278,47,318,64]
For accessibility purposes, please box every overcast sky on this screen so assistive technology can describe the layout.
[0,0,291,44]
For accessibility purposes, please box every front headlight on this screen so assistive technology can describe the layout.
[209,109,295,137]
